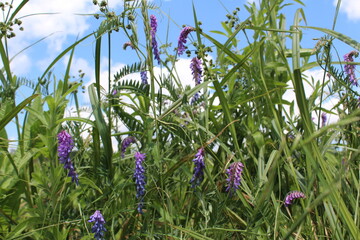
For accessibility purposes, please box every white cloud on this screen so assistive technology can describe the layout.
[10,54,32,76]
[282,69,340,124]
[12,0,97,51]
[335,0,360,21]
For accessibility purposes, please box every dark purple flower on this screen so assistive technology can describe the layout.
[321,112,327,127]
[123,41,134,50]
[177,26,195,56]
[140,71,148,85]
[134,152,146,213]
[344,50,359,86]
[190,57,202,104]
[150,15,161,64]
[226,162,244,194]
[190,148,205,188]
[121,136,136,158]
[284,191,305,207]
[57,130,79,185]
[88,210,106,240]
[190,92,200,104]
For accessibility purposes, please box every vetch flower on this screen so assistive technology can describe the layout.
[190,147,205,188]
[321,112,327,127]
[177,26,195,56]
[190,57,202,104]
[226,162,244,195]
[150,15,161,64]
[121,136,136,158]
[88,210,106,240]
[134,152,146,213]
[140,71,148,85]
[57,130,79,185]
[284,191,305,207]
[344,50,359,86]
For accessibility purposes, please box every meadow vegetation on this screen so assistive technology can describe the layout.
[0,0,359,239]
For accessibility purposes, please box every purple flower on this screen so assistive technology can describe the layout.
[140,71,148,85]
[344,50,359,86]
[190,57,202,104]
[112,89,117,95]
[121,136,136,158]
[177,26,195,56]
[57,130,79,185]
[150,15,161,64]
[123,41,134,50]
[284,191,305,207]
[321,112,327,127]
[190,148,205,188]
[88,210,106,240]
[226,162,244,195]
[134,152,146,213]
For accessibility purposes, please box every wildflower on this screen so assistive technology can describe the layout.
[321,112,327,127]
[150,15,161,64]
[190,57,202,104]
[57,130,79,185]
[343,50,359,86]
[121,136,136,158]
[226,162,244,195]
[88,210,106,240]
[134,152,146,213]
[140,71,148,85]
[112,89,117,95]
[177,26,195,56]
[284,191,305,207]
[123,41,134,50]
[190,147,205,188]
[190,92,200,104]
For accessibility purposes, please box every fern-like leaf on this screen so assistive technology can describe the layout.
[113,62,145,81]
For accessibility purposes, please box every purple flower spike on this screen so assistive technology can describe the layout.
[344,50,359,86]
[57,130,79,185]
[121,136,136,158]
[321,112,327,127]
[177,26,195,56]
[134,152,146,213]
[226,162,244,195]
[190,148,205,188]
[150,15,161,64]
[140,71,148,85]
[88,210,106,240]
[284,191,305,207]
[190,57,202,104]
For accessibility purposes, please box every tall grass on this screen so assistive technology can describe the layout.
[0,0,359,239]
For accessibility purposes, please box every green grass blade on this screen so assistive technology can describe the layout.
[0,94,38,131]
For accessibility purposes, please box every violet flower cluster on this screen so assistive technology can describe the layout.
[344,50,359,86]
[57,130,79,185]
[190,57,202,104]
[177,26,195,56]
[88,210,106,240]
[321,112,327,127]
[140,71,148,85]
[134,152,146,213]
[284,191,305,207]
[121,136,136,158]
[150,15,161,64]
[190,148,205,188]
[226,162,244,195]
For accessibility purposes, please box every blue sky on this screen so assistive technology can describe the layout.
[4,0,360,144]
[8,0,360,82]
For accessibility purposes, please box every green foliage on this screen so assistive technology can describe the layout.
[0,0,359,239]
